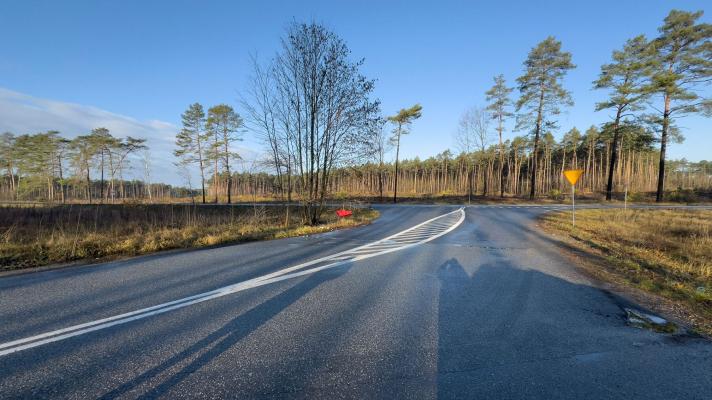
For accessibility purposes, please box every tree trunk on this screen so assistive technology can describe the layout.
[393,123,402,203]
[606,107,623,201]
[85,166,92,204]
[224,132,232,204]
[378,162,384,202]
[467,161,472,203]
[656,93,671,202]
[214,136,219,203]
[100,151,105,203]
[498,118,505,197]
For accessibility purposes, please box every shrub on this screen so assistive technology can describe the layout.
[548,189,564,201]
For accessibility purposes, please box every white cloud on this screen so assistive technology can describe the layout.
[0,87,260,185]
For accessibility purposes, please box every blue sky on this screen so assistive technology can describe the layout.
[0,0,709,184]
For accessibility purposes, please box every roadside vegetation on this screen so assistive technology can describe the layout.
[541,209,712,335]
[0,204,378,271]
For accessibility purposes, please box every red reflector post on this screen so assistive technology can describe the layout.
[336,209,353,218]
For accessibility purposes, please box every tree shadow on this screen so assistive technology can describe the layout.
[98,264,350,399]
[0,237,349,342]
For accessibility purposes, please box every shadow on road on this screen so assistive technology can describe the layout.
[435,256,605,397]
[98,265,350,399]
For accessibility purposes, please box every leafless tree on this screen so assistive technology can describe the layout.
[141,149,152,202]
[455,107,491,200]
[370,120,390,201]
[249,22,381,224]
[242,54,293,203]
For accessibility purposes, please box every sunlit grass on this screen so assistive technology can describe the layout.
[541,208,712,334]
[0,205,378,271]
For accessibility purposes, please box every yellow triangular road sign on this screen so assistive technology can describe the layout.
[563,169,584,185]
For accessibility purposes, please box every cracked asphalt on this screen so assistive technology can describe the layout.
[1,204,711,399]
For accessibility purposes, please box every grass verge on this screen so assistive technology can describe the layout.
[0,204,378,272]
[540,208,712,335]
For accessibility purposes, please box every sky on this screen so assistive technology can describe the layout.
[0,0,710,185]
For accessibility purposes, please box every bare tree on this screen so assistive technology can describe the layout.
[371,120,390,201]
[175,161,195,205]
[141,149,153,202]
[242,54,293,203]
[266,22,380,224]
[455,109,476,202]
[455,107,490,199]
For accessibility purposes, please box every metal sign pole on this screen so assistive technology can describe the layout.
[563,169,583,229]
[572,184,575,228]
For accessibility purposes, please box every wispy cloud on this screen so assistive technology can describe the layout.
[0,87,260,185]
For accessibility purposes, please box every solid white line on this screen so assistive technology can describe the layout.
[0,291,217,351]
[0,208,465,357]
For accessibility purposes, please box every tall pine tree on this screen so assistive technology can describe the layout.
[485,74,513,197]
[388,104,422,203]
[647,10,711,202]
[594,35,652,200]
[207,104,243,204]
[516,37,575,199]
[174,103,208,203]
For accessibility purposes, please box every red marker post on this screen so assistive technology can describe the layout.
[336,209,352,218]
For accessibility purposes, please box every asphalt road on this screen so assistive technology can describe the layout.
[1,204,711,399]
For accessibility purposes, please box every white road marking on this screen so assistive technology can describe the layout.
[0,208,465,357]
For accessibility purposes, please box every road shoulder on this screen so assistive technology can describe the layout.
[536,212,711,339]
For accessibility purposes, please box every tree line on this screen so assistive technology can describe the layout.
[325,128,712,201]
[209,126,711,202]
[174,23,381,223]
[1,10,709,208]
[174,103,244,204]
[235,10,710,204]
[0,129,167,202]
[455,10,711,202]
[238,10,712,202]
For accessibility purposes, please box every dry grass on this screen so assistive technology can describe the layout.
[0,204,378,271]
[541,208,712,334]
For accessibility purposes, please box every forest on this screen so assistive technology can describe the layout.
[0,9,710,208]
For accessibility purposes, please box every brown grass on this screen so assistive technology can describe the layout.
[541,208,712,334]
[0,204,378,271]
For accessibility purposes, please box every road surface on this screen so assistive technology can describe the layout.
[1,204,711,399]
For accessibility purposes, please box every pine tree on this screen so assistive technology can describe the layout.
[87,128,118,202]
[174,103,208,203]
[69,134,100,203]
[485,75,513,197]
[516,37,575,199]
[594,35,651,200]
[207,104,243,204]
[388,104,422,203]
[647,10,711,202]
[0,132,18,200]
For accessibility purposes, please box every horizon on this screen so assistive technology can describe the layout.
[1,0,710,185]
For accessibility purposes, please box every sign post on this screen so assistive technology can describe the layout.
[563,170,584,228]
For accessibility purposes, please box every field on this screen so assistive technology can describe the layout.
[541,208,712,335]
[0,204,378,271]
